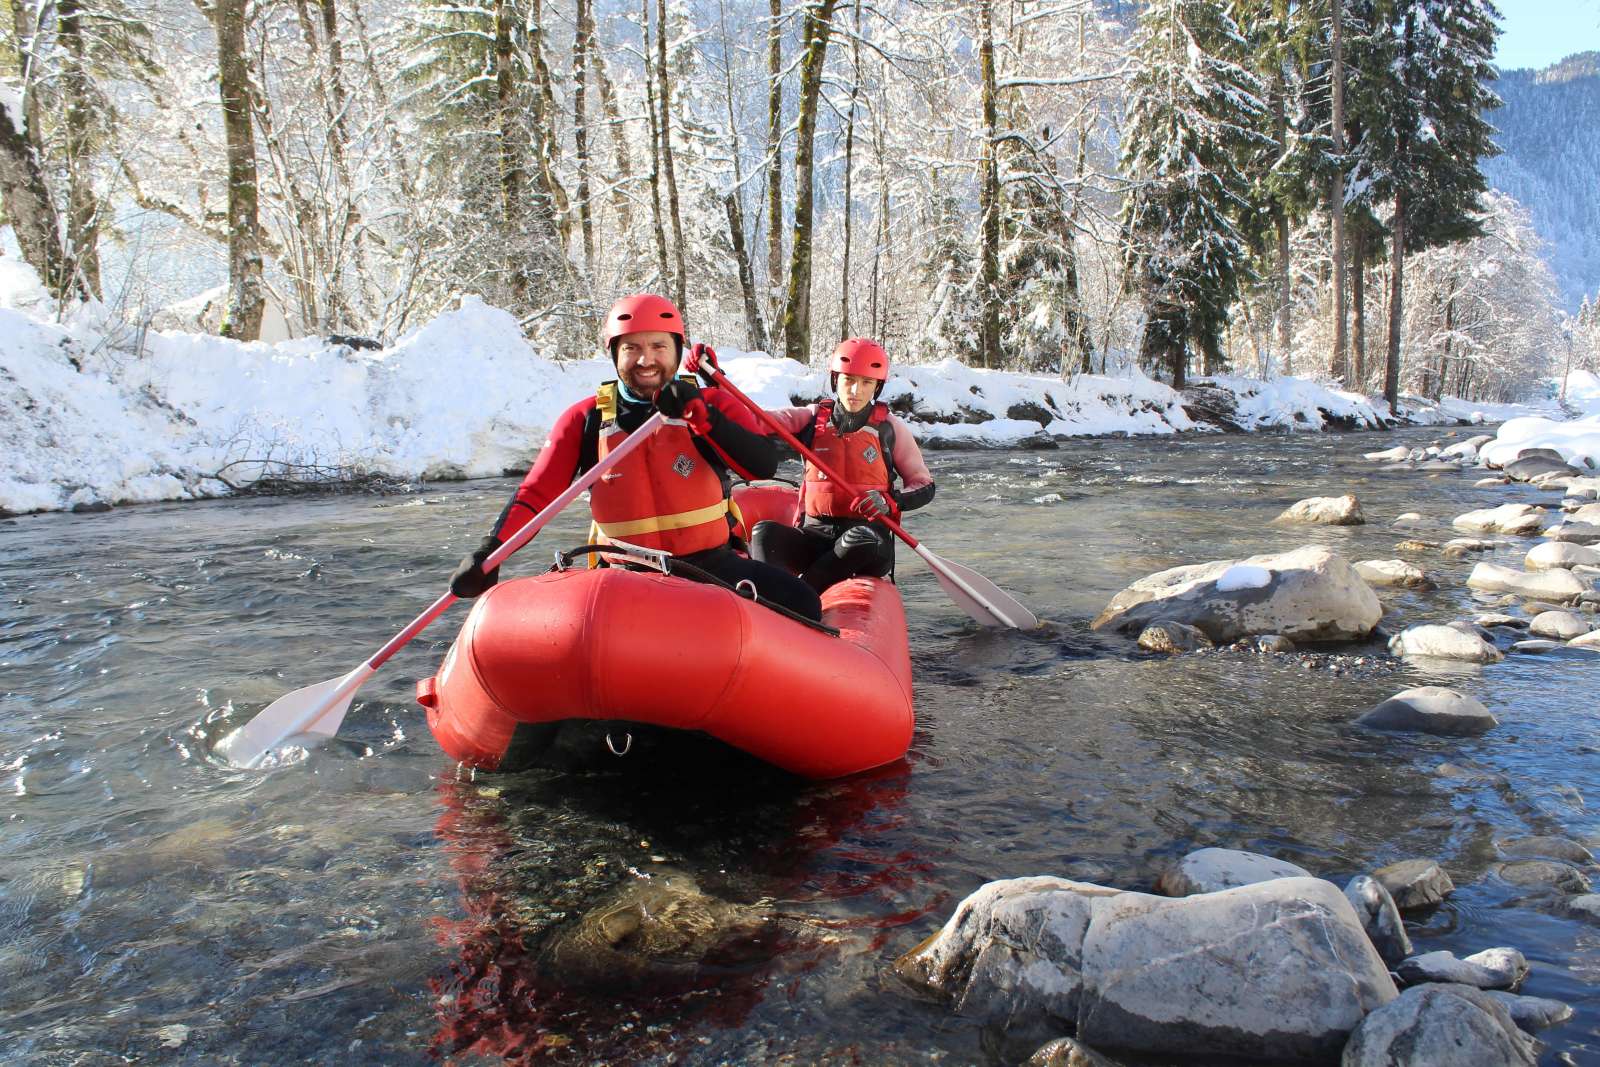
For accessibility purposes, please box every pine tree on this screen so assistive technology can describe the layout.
[1121,0,1269,388]
[1347,0,1500,412]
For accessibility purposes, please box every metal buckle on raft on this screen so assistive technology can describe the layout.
[734,579,757,600]
[605,731,633,757]
[597,538,673,575]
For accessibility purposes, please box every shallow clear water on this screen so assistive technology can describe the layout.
[2,427,1597,1064]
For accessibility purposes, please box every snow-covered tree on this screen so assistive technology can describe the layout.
[1120,0,1269,387]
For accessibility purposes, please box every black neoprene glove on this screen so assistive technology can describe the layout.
[450,534,502,599]
[654,378,702,419]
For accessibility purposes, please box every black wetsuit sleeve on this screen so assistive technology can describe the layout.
[700,405,780,480]
[894,481,936,513]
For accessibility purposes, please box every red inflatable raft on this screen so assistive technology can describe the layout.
[416,487,914,779]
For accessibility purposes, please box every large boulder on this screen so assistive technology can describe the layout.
[1528,610,1593,640]
[1156,847,1312,896]
[1467,562,1587,603]
[1452,504,1545,535]
[895,876,1396,1063]
[1504,454,1581,483]
[1274,494,1366,526]
[1092,546,1382,645]
[1357,686,1497,736]
[1388,625,1503,664]
[1340,984,1538,1066]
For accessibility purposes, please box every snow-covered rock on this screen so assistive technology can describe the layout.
[1092,546,1381,645]
[1481,414,1600,472]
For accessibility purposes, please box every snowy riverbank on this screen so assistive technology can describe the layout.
[0,268,1577,516]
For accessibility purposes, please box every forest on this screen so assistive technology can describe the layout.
[2,0,1591,409]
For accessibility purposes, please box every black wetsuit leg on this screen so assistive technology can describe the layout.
[679,545,824,622]
[750,520,833,576]
[799,521,894,592]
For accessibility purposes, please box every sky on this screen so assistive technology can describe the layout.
[1494,0,1600,71]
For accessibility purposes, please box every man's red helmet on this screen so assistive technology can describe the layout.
[602,294,685,350]
[829,338,889,382]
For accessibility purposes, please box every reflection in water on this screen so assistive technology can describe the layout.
[427,759,923,1063]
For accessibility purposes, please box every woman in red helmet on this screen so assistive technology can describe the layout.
[750,338,935,593]
[448,294,823,622]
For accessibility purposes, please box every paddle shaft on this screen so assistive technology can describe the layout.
[697,365,1026,623]
[366,412,668,671]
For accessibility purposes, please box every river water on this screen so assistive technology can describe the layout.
[2,427,1597,1065]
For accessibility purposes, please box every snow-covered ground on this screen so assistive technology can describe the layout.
[0,265,1572,516]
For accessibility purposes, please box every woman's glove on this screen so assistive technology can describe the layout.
[851,489,898,521]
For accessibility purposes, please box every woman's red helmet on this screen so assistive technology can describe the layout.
[829,338,889,382]
[602,294,685,354]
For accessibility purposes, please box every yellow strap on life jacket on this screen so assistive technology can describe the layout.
[596,381,619,424]
[595,499,731,538]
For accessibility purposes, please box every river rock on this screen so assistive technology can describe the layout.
[1156,847,1312,896]
[1495,860,1592,894]
[1475,476,1510,487]
[1525,541,1600,570]
[1505,454,1581,482]
[1395,948,1528,991]
[1495,835,1595,865]
[1473,613,1527,629]
[1355,559,1430,588]
[894,875,1396,1062]
[1512,639,1565,654]
[1529,610,1594,640]
[1393,539,1437,552]
[1467,562,1586,603]
[1387,625,1503,663]
[1274,494,1366,526]
[1567,501,1600,523]
[1340,984,1538,1067]
[1563,894,1600,921]
[1543,521,1600,545]
[1358,686,1497,736]
[1390,512,1430,530]
[1092,546,1382,645]
[1374,859,1454,910]
[1568,630,1600,651]
[1482,991,1575,1034]
[1025,1037,1128,1067]
[1137,621,1214,654]
[1453,504,1546,535]
[1256,634,1295,653]
[1343,876,1412,966]
[1442,435,1494,460]
[1365,446,1410,462]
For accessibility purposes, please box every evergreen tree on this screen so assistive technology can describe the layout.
[1347,0,1500,412]
[1120,0,1269,387]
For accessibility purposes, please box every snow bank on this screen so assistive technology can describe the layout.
[0,260,1581,516]
[1563,369,1600,417]
[1480,413,1600,470]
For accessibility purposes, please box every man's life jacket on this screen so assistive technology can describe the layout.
[588,381,732,555]
[803,400,895,520]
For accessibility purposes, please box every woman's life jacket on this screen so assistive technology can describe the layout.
[802,399,897,521]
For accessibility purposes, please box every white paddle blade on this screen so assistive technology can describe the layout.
[921,548,1038,629]
[216,665,374,769]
